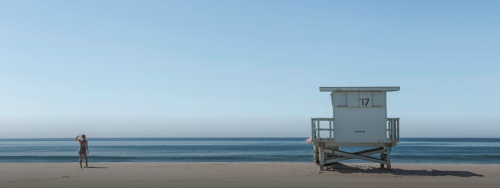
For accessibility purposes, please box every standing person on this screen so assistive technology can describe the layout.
[75,134,89,168]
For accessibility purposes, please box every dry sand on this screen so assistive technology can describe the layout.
[1,163,499,188]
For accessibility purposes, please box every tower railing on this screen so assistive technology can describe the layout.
[311,117,400,143]
[386,118,400,142]
[311,118,334,143]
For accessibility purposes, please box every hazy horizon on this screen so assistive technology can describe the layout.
[1,0,499,138]
[2,137,500,139]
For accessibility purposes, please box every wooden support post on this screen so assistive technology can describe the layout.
[313,143,319,163]
[319,142,325,168]
[319,147,325,170]
[315,142,321,163]
[313,145,316,163]
[387,147,392,171]
[380,147,385,169]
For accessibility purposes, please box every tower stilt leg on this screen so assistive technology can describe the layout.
[313,144,318,163]
[387,147,392,171]
[319,147,325,170]
[380,147,385,169]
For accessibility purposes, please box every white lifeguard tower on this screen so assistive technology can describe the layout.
[311,86,400,170]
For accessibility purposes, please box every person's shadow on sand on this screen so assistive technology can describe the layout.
[324,163,483,177]
[85,166,109,169]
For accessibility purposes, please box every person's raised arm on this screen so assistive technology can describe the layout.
[75,135,80,141]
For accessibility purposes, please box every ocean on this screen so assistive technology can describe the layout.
[0,138,499,164]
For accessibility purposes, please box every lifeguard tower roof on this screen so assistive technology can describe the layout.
[320,86,400,92]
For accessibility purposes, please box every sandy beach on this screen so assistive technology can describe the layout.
[1,163,499,188]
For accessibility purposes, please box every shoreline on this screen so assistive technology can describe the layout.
[1,162,499,188]
[2,161,500,165]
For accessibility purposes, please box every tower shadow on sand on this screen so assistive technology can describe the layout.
[323,163,483,177]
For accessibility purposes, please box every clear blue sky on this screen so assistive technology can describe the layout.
[1,0,499,138]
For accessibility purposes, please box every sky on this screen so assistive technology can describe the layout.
[0,0,499,138]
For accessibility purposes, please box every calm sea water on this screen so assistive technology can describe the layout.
[0,138,499,164]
